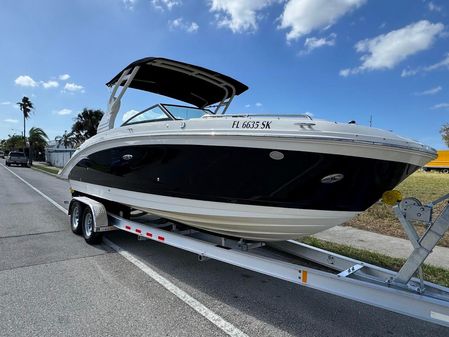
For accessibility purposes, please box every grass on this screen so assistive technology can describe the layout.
[301,236,449,287]
[31,163,60,175]
[346,171,449,247]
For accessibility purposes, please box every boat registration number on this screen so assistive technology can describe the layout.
[231,121,272,129]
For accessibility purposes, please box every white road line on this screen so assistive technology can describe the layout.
[1,164,68,214]
[104,238,249,337]
[2,163,249,337]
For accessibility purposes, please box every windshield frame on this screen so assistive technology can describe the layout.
[160,103,212,120]
[121,104,173,126]
[121,103,213,127]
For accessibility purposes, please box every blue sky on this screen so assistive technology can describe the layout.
[1,0,448,148]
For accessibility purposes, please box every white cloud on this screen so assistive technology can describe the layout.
[279,0,366,42]
[255,102,263,107]
[428,2,442,12]
[63,82,84,93]
[401,68,420,77]
[431,103,449,110]
[151,0,181,11]
[55,108,72,116]
[123,0,137,10]
[58,74,70,81]
[4,118,18,123]
[245,104,251,108]
[341,20,444,76]
[187,22,199,33]
[122,109,140,122]
[209,0,275,33]
[42,80,59,89]
[424,53,449,71]
[15,75,38,87]
[168,18,199,33]
[1,101,11,105]
[339,68,351,77]
[301,33,336,54]
[402,53,449,77]
[414,86,442,96]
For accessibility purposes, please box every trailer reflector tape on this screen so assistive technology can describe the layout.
[158,235,165,241]
[125,225,131,230]
[146,232,153,238]
[136,228,142,234]
[431,311,449,323]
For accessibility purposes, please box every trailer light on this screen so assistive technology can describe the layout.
[135,228,142,234]
[125,225,131,230]
[382,190,403,206]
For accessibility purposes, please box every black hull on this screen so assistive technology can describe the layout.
[69,144,418,212]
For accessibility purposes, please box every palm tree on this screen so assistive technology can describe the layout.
[71,108,104,145]
[17,96,34,150]
[55,130,76,148]
[28,127,48,164]
[441,124,449,147]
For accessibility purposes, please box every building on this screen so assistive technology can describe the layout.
[45,141,76,168]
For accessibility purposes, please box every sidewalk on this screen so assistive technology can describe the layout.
[313,226,449,269]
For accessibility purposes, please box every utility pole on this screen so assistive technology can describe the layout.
[369,114,373,127]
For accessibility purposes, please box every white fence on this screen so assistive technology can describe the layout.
[45,146,75,168]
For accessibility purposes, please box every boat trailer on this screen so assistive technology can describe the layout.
[68,192,449,328]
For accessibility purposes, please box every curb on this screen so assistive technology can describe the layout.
[30,165,59,177]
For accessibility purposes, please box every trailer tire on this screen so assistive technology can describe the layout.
[70,201,83,235]
[442,169,449,174]
[82,207,102,244]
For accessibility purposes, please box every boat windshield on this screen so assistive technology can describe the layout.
[162,104,210,120]
[122,105,171,126]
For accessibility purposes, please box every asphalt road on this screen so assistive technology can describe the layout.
[0,160,448,337]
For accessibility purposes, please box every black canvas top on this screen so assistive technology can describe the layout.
[106,57,248,108]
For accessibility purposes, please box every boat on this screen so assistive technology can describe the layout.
[59,57,436,241]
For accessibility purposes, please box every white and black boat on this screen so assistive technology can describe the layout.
[59,57,436,241]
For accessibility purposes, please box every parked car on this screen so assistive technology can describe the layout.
[6,151,28,167]
[0,151,4,159]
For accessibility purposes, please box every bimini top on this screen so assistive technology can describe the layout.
[106,57,248,108]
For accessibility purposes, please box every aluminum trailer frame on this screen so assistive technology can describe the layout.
[68,194,449,328]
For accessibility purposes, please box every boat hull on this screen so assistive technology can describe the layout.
[67,143,419,240]
[70,180,358,241]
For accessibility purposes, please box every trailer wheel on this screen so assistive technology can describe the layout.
[442,169,449,174]
[70,201,83,235]
[82,207,102,244]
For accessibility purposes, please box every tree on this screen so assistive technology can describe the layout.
[17,96,34,149]
[3,134,24,151]
[441,124,449,148]
[28,127,48,164]
[71,108,104,145]
[55,130,77,148]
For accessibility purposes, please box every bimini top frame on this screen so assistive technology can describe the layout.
[97,57,248,133]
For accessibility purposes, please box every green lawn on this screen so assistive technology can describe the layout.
[346,171,449,247]
[31,163,60,175]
